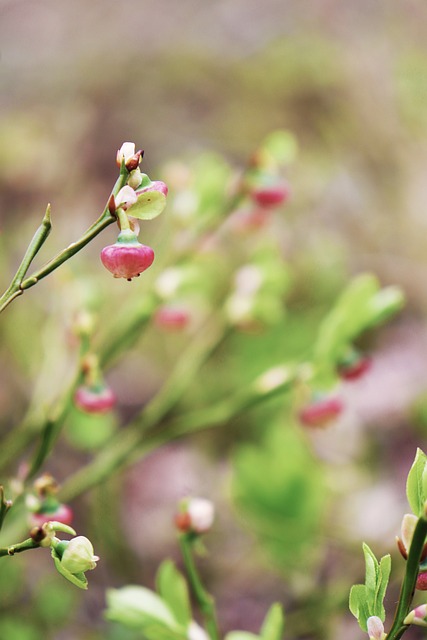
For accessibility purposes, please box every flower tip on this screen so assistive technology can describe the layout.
[367,616,385,640]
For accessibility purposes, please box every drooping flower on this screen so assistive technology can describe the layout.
[298,395,344,428]
[249,180,290,208]
[101,229,154,280]
[60,536,99,573]
[74,384,117,414]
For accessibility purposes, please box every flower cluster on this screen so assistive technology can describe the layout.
[101,143,168,281]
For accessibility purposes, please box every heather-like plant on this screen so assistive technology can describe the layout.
[0,133,414,639]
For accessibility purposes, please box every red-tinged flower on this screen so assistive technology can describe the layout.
[154,305,190,331]
[337,354,372,381]
[250,180,290,208]
[298,396,344,428]
[175,497,215,535]
[74,384,116,414]
[30,502,74,528]
[100,230,154,281]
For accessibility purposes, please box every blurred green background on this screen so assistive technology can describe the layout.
[2,1,427,639]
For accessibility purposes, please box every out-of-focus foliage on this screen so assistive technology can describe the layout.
[2,2,427,640]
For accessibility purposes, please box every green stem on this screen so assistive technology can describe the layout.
[0,205,52,313]
[179,534,220,640]
[0,487,12,532]
[60,362,296,502]
[0,537,39,558]
[59,317,229,501]
[0,169,127,313]
[387,512,427,640]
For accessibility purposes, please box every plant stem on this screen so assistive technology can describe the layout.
[0,205,52,313]
[0,537,39,558]
[0,487,12,533]
[387,513,427,640]
[0,169,127,313]
[59,363,296,501]
[179,533,220,640]
[59,316,229,501]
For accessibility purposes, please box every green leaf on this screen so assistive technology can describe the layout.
[259,603,285,640]
[225,633,260,640]
[126,190,167,220]
[51,548,88,590]
[313,275,404,368]
[156,560,192,627]
[349,545,391,632]
[314,274,379,363]
[362,543,379,598]
[349,584,370,632]
[261,130,298,165]
[406,448,427,516]
[365,287,405,328]
[105,586,186,640]
[374,554,391,619]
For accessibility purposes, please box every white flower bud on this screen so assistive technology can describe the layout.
[367,616,386,640]
[115,186,137,209]
[116,142,136,165]
[188,621,210,640]
[61,536,99,573]
[187,498,215,534]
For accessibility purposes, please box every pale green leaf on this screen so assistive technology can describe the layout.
[156,560,192,627]
[406,448,427,516]
[259,603,284,640]
[126,190,167,220]
[225,633,260,640]
[105,586,185,638]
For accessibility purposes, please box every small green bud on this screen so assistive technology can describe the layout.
[60,536,99,573]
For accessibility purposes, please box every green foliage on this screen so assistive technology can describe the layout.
[232,422,327,572]
[224,603,284,640]
[313,273,404,371]
[127,190,167,221]
[259,603,285,640]
[105,585,188,640]
[406,448,427,517]
[349,543,391,632]
[156,560,192,628]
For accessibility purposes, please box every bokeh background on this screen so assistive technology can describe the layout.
[2,1,427,639]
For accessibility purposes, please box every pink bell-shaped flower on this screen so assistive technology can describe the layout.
[74,384,116,414]
[250,180,290,207]
[298,394,344,428]
[101,229,154,281]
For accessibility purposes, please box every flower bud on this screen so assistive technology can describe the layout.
[404,604,427,627]
[101,229,154,281]
[175,498,215,534]
[30,502,74,528]
[60,536,99,573]
[398,513,418,557]
[116,142,137,167]
[154,304,191,331]
[34,473,59,497]
[249,180,290,208]
[74,384,116,414]
[298,395,344,428]
[188,621,210,640]
[337,351,372,381]
[416,571,427,590]
[115,185,138,210]
[128,168,143,190]
[367,616,386,640]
